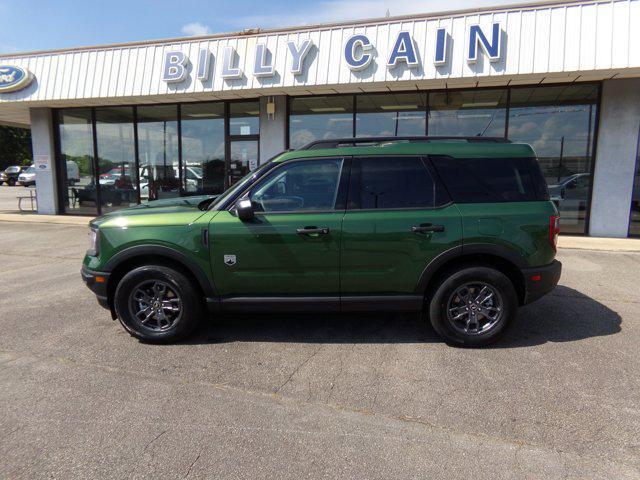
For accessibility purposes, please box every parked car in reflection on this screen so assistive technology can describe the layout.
[17,166,37,186]
[548,173,590,203]
[139,165,203,199]
[99,165,133,186]
[0,165,25,186]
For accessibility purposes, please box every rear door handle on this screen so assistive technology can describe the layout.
[411,224,445,234]
[296,227,330,236]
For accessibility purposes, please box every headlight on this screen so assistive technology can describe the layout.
[87,228,100,256]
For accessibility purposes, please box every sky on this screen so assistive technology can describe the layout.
[0,0,530,54]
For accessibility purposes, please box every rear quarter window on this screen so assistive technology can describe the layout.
[430,156,549,203]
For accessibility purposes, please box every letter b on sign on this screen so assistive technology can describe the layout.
[163,51,188,83]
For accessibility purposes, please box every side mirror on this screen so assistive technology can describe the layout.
[235,198,255,221]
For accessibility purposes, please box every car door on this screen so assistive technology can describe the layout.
[210,157,348,303]
[340,155,463,303]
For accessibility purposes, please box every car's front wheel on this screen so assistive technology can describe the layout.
[428,266,518,347]
[8,178,15,186]
[114,265,203,343]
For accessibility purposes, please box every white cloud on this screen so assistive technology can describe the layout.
[233,0,530,29]
[181,22,212,37]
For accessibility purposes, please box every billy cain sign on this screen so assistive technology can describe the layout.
[162,23,503,83]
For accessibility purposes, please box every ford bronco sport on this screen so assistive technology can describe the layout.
[82,136,562,346]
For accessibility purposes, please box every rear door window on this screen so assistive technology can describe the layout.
[348,156,450,210]
[429,156,548,203]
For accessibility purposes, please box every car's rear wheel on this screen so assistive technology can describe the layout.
[114,265,203,343]
[428,266,517,347]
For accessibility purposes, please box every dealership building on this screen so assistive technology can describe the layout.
[0,0,639,237]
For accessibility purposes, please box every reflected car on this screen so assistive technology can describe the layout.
[17,166,37,186]
[139,166,203,199]
[548,173,590,204]
[1,165,24,186]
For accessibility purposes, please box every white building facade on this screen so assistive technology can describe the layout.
[0,0,639,236]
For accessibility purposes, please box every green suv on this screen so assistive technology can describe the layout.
[82,137,562,346]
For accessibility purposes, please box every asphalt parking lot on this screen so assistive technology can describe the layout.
[1,221,639,479]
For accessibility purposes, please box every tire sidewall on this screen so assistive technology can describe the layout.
[114,265,202,343]
[429,266,518,347]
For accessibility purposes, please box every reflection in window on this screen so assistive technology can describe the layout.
[289,96,354,149]
[251,159,343,212]
[508,84,598,234]
[428,89,507,137]
[181,103,225,195]
[137,105,179,201]
[356,93,426,137]
[229,101,259,136]
[95,107,138,213]
[629,128,640,237]
[57,109,97,216]
[351,157,442,209]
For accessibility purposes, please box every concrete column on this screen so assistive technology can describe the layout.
[589,79,640,237]
[29,107,59,214]
[259,95,287,163]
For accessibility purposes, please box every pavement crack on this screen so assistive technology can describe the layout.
[183,451,201,478]
[274,345,323,394]
[143,429,167,452]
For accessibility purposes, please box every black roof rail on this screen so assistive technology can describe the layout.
[298,136,512,150]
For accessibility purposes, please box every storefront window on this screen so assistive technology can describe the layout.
[289,95,354,149]
[95,107,138,213]
[356,93,426,137]
[428,89,507,137]
[229,101,259,136]
[508,84,598,234]
[57,109,97,216]
[629,129,640,237]
[136,105,179,201]
[181,103,225,195]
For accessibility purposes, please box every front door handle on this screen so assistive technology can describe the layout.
[412,224,445,234]
[296,226,330,236]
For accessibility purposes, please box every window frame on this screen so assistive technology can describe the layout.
[346,154,452,212]
[228,156,351,215]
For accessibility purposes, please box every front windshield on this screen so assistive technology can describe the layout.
[209,160,275,210]
[25,167,36,174]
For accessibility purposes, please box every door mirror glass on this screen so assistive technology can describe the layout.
[235,198,255,221]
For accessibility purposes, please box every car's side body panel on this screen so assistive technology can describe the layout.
[340,205,463,294]
[456,201,558,268]
[209,210,343,296]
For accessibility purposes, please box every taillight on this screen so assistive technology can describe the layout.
[549,215,560,251]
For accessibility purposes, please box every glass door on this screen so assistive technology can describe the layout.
[229,140,259,187]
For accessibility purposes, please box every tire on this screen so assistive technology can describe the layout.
[8,178,15,186]
[114,265,203,343]
[428,266,518,347]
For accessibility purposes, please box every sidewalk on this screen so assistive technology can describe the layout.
[1,212,640,252]
[0,212,92,226]
[557,235,640,252]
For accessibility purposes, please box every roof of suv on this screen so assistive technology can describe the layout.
[275,140,536,163]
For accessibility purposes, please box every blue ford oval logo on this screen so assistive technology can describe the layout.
[0,65,33,93]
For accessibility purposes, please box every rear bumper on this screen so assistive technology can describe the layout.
[522,260,562,304]
[81,266,110,310]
